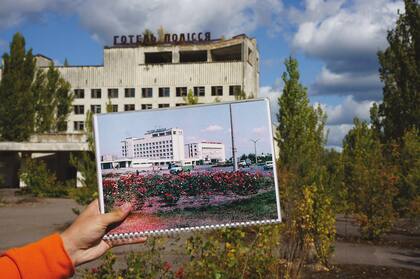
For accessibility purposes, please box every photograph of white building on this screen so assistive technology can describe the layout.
[120,128,185,166]
[185,142,226,163]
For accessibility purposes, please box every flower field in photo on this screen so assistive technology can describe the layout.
[103,171,278,233]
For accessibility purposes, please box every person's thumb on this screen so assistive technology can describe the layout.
[100,203,132,225]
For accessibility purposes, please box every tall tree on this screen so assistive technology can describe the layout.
[277,57,334,271]
[377,0,420,141]
[343,118,398,240]
[0,33,36,141]
[33,63,73,133]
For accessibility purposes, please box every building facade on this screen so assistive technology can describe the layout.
[4,34,259,133]
[120,128,185,166]
[185,142,226,163]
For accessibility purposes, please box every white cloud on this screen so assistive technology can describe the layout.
[312,67,383,100]
[252,126,267,135]
[0,0,78,28]
[317,96,375,125]
[201,124,223,132]
[291,0,403,100]
[326,124,353,147]
[260,85,282,123]
[77,0,284,43]
[0,0,285,43]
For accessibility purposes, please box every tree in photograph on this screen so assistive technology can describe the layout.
[342,118,398,240]
[33,63,73,133]
[277,57,335,271]
[377,0,420,142]
[183,89,198,105]
[0,33,36,141]
[63,58,69,67]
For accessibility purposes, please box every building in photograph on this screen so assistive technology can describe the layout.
[120,128,185,166]
[185,141,226,163]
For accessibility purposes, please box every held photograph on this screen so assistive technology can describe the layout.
[94,99,280,236]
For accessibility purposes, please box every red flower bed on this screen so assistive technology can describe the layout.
[103,171,274,210]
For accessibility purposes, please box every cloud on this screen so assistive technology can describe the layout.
[252,126,267,135]
[291,0,403,100]
[0,0,78,28]
[312,67,383,101]
[201,124,223,132]
[317,96,375,125]
[326,124,353,147]
[260,85,282,123]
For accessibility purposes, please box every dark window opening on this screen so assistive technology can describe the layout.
[91,105,101,114]
[145,52,172,64]
[211,86,223,96]
[74,89,84,98]
[229,85,241,96]
[124,104,135,111]
[125,88,135,98]
[142,88,153,98]
[159,87,170,97]
[211,44,242,62]
[91,89,102,99]
[108,88,118,98]
[194,87,205,97]
[179,50,207,63]
[176,87,187,97]
[158,104,170,108]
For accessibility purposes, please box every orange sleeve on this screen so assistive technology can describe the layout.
[0,234,74,279]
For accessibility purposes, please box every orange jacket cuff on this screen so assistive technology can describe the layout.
[4,233,74,279]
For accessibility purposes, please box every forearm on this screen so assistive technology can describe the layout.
[0,234,74,279]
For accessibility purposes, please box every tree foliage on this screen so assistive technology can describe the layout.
[183,89,198,105]
[0,33,36,141]
[377,0,420,141]
[276,57,335,271]
[33,64,73,133]
[342,119,398,240]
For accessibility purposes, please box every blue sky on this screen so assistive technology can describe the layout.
[97,100,273,158]
[0,0,404,148]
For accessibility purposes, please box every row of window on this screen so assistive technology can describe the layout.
[73,85,241,99]
[73,103,178,114]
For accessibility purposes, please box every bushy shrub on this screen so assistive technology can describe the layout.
[19,158,70,197]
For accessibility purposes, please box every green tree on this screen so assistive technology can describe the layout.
[396,128,420,216]
[0,33,36,141]
[183,89,198,105]
[33,63,73,133]
[277,57,335,270]
[63,58,69,67]
[377,0,420,141]
[69,111,97,205]
[342,118,398,240]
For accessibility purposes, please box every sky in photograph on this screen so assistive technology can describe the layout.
[0,0,404,149]
[97,100,273,158]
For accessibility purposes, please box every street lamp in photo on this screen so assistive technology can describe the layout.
[250,138,260,165]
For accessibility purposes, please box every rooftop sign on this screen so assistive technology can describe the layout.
[113,32,211,46]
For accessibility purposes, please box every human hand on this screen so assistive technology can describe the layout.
[61,199,147,266]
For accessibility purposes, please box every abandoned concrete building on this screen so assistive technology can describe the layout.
[0,34,260,187]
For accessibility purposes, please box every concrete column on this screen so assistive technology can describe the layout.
[207,50,212,62]
[76,171,85,188]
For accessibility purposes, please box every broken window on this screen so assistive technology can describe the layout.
[145,52,172,64]
[179,50,207,63]
[211,44,242,62]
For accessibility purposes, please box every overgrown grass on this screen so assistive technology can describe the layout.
[157,190,278,221]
